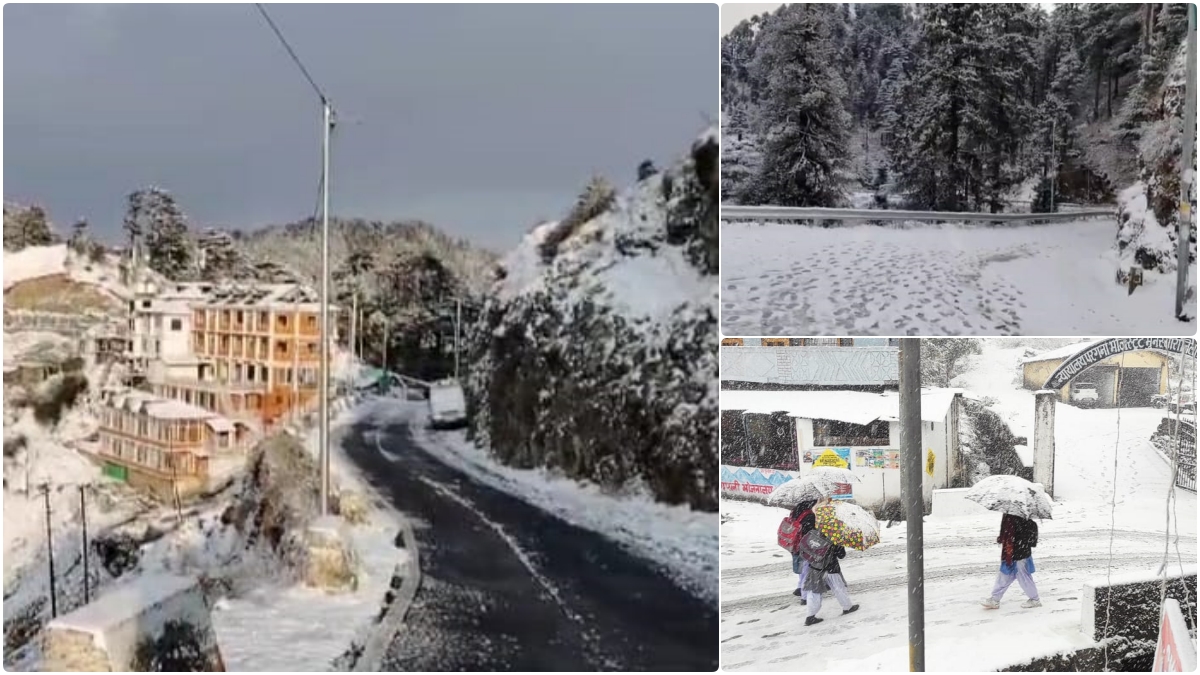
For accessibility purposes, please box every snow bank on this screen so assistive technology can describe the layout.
[3,244,67,290]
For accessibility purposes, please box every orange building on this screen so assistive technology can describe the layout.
[94,389,245,500]
[148,284,335,430]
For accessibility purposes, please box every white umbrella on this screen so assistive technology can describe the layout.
[768,467,860,508]
[965,474,1053,520]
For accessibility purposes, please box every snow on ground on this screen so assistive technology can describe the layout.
[352,396,718,602]
[210,395,407,672]
[721,341,1197,671]
[3,244,67,290]
[720,220,1196,336]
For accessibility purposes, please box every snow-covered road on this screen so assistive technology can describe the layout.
[720,220,1196,336]
[720,343,1197,671]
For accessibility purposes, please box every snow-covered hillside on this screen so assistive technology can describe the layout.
[720,340,1197,671]
[3,244,68,290]
[721,219,1196,336]
[467,128,718,511]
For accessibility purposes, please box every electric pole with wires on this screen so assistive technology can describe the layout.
[254,2,337,515]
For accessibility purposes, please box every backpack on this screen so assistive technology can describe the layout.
[777,510,811,553]
[794,527,834,565]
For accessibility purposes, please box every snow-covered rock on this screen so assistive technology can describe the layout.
[466,128,718,511]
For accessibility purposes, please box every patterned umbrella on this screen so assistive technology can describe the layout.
[767,467,861,508]
[965,474,1053,520]
[813,502,880,551]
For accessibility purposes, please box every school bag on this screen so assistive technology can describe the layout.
[777,509,811,553]
[794,527,834,565]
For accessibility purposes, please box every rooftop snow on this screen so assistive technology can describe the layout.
[47,573,199,635]
[719,388,960,425]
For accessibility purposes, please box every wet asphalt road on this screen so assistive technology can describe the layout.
[340,419,718,671]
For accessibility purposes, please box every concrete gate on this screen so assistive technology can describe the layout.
[1033,338,1197,497]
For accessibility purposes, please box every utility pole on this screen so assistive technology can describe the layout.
[1050,118,1057,213]
[1176,4,1197,321]
[79,486,90,604]
[349,290,358,362]
[42,485,57,618]
[382,319,389,374]
[319,99,333,516]
[455,297,462,380]
[899,339,925,672]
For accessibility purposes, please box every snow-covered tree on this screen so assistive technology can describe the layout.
[126,187,194,280]
[889,4,1040,211]
[748,3,852,207]
[3,203,55,251]
[68,219,90,254]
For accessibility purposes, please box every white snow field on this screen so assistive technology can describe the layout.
[720,220,1197,336]
[720,343,1197,671]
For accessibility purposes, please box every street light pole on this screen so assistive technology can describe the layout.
[1176,4,1197,320]
[319,99,333,516]
[899,338,925,672]
[455,297,461,380]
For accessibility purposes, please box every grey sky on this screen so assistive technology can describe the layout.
[4,3,717,251]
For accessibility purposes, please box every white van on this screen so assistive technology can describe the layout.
[428,381,467,429]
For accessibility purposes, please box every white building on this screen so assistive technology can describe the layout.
[720,388,964,507]
[128,280,214,375]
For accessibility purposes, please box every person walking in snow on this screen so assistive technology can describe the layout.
[799,497,859,625]
[981,512,1041,609]
[803,539,858,626]
[789,499,818,602]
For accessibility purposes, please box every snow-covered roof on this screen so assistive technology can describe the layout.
[1020,340,1102,364]
[47,573,200,636]
[205,417,234,433]
[107,389,214,420]
[197,282,330,310]
[719,388,961,425]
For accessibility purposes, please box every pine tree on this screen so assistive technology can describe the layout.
[3,204,55,251]
[890,4,1040,211]
[720,103,762,204]
[197,229,242,281]
[69,219,90,254]
[749,4,852,207]
[136,187,195,280]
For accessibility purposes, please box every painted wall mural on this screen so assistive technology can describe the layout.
[719,466,800,496]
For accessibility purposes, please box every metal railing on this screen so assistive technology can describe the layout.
[721,204,1117,224]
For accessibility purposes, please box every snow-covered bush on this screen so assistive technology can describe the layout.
[31,373,89,427]
[466,128,718,511]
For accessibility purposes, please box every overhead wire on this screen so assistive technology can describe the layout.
[253,3,329,104]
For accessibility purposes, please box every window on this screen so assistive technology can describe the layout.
[721,338,744,347]
[307,341,317,354]
[278,314,289,328]
[761,338,789,347]
[170,318,182,331]
[803,338,839,346]
[812,418,890,447]
[276,340,288,355]
[306,315,317,331]
[837,338,854,347]
[141,300,151,309]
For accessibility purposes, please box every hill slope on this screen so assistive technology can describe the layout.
[466,128,719,511]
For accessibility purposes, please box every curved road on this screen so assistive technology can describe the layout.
[340,418,717,671]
